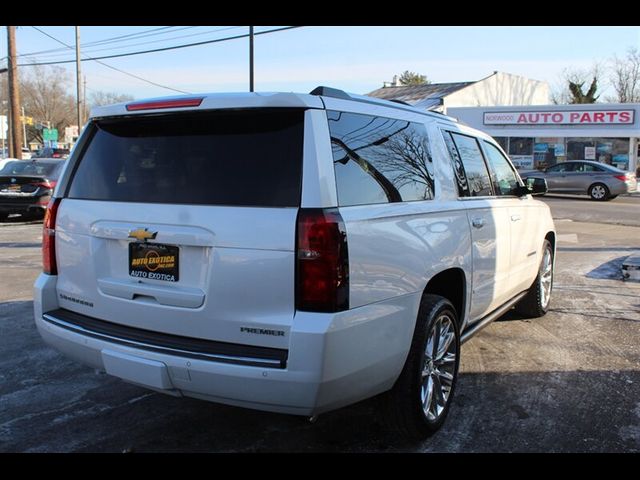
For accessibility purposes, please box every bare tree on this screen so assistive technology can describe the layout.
[88,90,135,109]
[608,47,640,103]
[20,65,76,144]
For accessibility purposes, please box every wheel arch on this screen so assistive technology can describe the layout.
[421,268,466,328]
[545,231,556,255]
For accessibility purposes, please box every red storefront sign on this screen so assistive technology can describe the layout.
[483,110,635,125]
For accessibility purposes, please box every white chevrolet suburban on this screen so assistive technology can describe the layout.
[33,87,555,438]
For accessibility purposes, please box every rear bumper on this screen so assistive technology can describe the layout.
[34,273,418,416]
[0,196,49,215]
[610,181,637,195]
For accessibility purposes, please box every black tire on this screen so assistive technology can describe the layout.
[379,294,460,439]
[515,239,553,318]
[0,213,7,222]
[589,183,610,201]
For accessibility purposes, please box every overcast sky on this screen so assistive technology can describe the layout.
[2,26,639,100]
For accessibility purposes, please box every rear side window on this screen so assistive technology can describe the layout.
[574,163,605,173]
[442,131,493,197]
[68,110,304,207]
[482,141,520,196]
[328,110,434,206]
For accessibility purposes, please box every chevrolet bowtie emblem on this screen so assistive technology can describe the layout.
[128,228,157,242]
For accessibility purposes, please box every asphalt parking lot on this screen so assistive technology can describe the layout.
[1,197,639,452]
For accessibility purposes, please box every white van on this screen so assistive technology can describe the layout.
[33,87,555,438]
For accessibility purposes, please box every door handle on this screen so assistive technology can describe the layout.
[471,218,485,229]
[511,214,521,222]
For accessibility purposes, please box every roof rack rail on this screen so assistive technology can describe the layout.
[308,85,458,123]
[389,99,412,106]
[309,86,351,100]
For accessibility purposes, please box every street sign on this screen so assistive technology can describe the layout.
[43,128,58,141]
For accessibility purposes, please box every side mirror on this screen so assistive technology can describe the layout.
[521,177,548,196]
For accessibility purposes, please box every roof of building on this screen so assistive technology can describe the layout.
[367,81,475,105]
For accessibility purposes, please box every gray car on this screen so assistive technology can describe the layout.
[522,160,637,201]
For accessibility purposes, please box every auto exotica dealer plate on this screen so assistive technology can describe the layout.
[129,242,179,282]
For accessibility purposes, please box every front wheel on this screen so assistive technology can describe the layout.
[515,239,554,318]
[379,294,460,439]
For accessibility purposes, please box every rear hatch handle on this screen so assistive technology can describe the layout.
[98,277,205,308]
[90,221,216,247]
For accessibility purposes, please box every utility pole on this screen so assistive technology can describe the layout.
[7,26,23,159]
[75,26,83,129]
[83,75,87,125]
[21,106,27,149]
[249,26,254,92]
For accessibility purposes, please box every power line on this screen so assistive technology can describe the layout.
[20,26,245,62]
[30,26,190,94]
[18,26,183,57]
[18,26,303,67]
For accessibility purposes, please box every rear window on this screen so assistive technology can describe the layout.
[0,160,63,177]
[68,109,304,207]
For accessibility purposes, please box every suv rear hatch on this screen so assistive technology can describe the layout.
[53,109,304,350]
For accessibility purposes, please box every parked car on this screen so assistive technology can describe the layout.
[521,160,637,200]
[33,88,555,439]
[0,159,65,221]
[33,147,70,159]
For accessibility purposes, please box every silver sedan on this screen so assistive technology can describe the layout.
[521,160,637,201]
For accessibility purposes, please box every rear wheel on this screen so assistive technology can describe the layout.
[515,239,553,318]
[589,183,609,201]
[379,294,460,439]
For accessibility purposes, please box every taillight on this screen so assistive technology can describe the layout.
[42,198,61,275]
[296,208,349,313]
[32,180,55,189]
[613,175,627,182]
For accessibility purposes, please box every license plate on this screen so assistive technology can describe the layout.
[129,243,179,282]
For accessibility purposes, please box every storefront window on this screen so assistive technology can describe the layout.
[533,137,566,170]
[507,137,534,170]
[493,136,509,152]
[566,137,629,170]
[508,137,533,156]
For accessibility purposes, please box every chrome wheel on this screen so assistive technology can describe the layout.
[590,184,607,200]
[540,246,553,309]
[421,314,457,422]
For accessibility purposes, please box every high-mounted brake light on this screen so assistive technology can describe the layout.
[126,97,204,111]
[296,208,349,313]
[42,198,61,275]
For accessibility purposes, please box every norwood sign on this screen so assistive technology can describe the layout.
[483,110,635,126]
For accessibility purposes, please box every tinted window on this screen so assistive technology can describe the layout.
[483,141,520,196]
[546,163,574,173]
[0,160,62,177]
[573,162,605,173]
[328,111,434,206]
[444,132,493,197]
[68,110,304,207]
